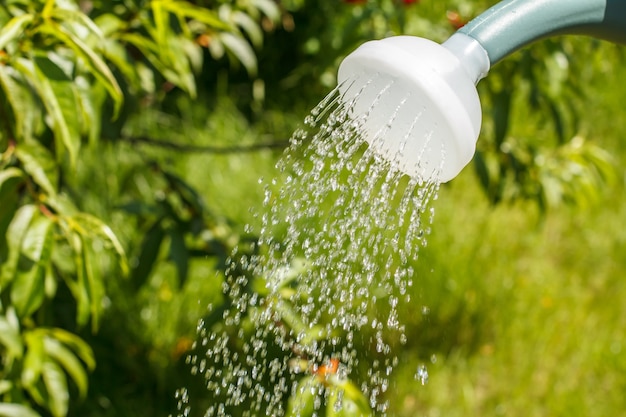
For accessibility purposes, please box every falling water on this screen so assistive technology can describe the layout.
[174,76,443,417]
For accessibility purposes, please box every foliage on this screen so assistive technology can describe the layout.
[0,0,278,415]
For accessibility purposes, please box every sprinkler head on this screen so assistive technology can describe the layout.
[337,34,489,183]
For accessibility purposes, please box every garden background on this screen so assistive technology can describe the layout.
[0,0,625,416]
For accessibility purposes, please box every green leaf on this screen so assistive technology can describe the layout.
[70,212,129,276]
[0,380,13,395]
[472,151,491,199]
[218,32,257,76]
[11,212,55,318]
[12,57,80,166]
[285,375,318,417]
[38,20,123,118]
[0,13,34,50]
[151,0,169,55]
[251,0,281,21]
[14,141,58,196]
[74,75,106,145]
[43,336,89,398]
[22,330,45,394]
[326,379,372,417]
[44,328,95,371]
[0,60,42,142]
[99,37,141,91]
[492,89,512,147]
[232,11,263,48]
[0,403,41,417]
[49,7,104,40]
[42,359,69,417]
[168,227,189,287]
[131,220,166,290]
[159,0,231,30]
[163,35,196,96]
[327,388,364,417]
[68,231,90,327]
[163,170,207,216]
[0,168,24,249]
[120,33,190,92]
[0,204,37,290]
[93,13,126,36]
[80,234,104,332]
[0,315,23,360]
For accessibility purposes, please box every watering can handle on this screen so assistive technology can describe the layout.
[458,0,626,65]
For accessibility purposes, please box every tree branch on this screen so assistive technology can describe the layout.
[124,135,291,154]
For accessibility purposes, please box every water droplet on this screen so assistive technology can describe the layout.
[415,365,429,385]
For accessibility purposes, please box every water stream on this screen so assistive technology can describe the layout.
[174,77,442,417]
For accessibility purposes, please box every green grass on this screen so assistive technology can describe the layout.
[391,171,626,417]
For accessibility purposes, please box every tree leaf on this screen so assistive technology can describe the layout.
[285,375,317,417]
[0,168,24,253]
[44,328,95,371]
[492,89,512,147]
[327,379,372,417]
[0,204,37,290]
[218,32,257,76]
[12,57,80,166]
[80,234,104,332]
[99,37,142,91]
[68,231,90,327]
[41,359,69,417]
[10,212,55,318]
[120,33,189,91]
[160,0,231,30]
[151,0,169,55]
[232,10,263,48]
[131,220,166,290]
[43,335,89,398]
[0,315,23,361]
[251,0,281,21]
[74,75,106,145]
[0,63,42,142]
[165,35,197,96]
[0,381,12,395]
[49,6,104,39]
[168,226,189,287]
[0,13,34,50]
[0,403,41,417]
[14,140,59,197]
[70,212,129,276]
[327,386,369,417]
[163,170,207,216]
[22,330,45,394]
[38,20,123,118]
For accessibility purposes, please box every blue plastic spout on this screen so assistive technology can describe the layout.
[459,0,626,65]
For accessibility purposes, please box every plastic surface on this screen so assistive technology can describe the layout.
[335,0,626,183]
[460,0,626,64]
[337,35,487,182]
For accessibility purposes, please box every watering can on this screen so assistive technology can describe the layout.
[337,0,626,182]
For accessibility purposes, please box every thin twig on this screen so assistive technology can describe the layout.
[124,135,291,154]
